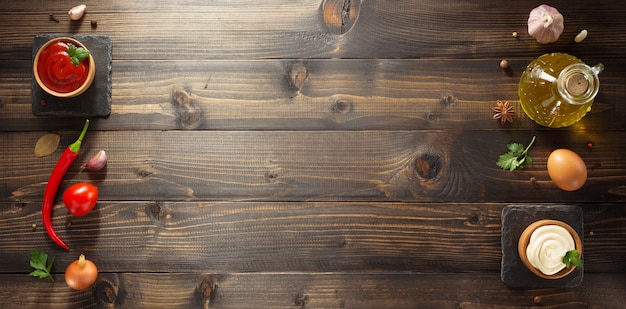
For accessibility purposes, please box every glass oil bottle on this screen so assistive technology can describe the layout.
[519,53,603,128]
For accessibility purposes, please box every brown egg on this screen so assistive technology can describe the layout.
[547,149,587,191]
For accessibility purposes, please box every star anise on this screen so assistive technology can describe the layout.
[493,100,515,125]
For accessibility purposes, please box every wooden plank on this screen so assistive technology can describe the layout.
[1,1,625,308]
[2,130,625,204]
[1,59,625,131]
[0,272,623,308]
[1,202,624,274]
[1,1,625,60]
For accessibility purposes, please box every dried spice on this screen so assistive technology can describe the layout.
[34,133,61,157]
[49,14,60,23]
[493,100,515,125]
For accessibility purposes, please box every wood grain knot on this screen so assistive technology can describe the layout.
[201,282,212,298]
[264,171,279,182]
[93,278,119,306]
[608,185,626,196]
[468,213,482,225]
[331,98,352,114]
[294,293,308,308]
[414,153,442,180]
[147,202,162,218]
[288,61,308,92]
[174,89,190,105]
[171,88,203,129]
[322,0,360,35]
[440,93,458,106]
[196,276,218,307]
[136,163,156,178]
[425,112,438,122]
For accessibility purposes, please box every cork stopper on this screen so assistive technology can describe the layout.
[566,73,589,95]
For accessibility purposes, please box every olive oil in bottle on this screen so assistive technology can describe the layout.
[519,53,603,128]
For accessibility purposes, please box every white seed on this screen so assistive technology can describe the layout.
[500,59,509,69]
[68,4,86,21]
[512,31,518,38]
[574,29,588,43]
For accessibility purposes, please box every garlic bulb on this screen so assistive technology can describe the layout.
[528,4,564,44]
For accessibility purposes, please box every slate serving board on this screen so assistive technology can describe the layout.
[32,34,112,117]
[501,205,584,288]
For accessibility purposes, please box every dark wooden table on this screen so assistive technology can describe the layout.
[1,1,625,308]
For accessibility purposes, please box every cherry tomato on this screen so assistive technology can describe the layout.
[63,183,98,216]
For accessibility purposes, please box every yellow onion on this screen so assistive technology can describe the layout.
[65,254,98,290]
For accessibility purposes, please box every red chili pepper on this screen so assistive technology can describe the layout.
[42,120,89,250]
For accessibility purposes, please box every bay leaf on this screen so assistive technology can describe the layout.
[34,133,61,157]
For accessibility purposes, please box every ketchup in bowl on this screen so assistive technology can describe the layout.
[34,37,95,98]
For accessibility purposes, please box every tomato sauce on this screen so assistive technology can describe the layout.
[37,41,89,93]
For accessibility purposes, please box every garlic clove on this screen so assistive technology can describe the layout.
[81,150,107,171]
[574,29,588,43]
[68,4,87,21]
[528,4,564,44]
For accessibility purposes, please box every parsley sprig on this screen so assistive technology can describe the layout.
[496,136,536,171]
[563,249,583,268]
[66,44,90,66]
[29,250,55,282]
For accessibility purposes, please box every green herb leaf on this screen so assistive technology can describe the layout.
[29,269,50,279]
[496,136,536,171]
[66,44,90,66]
[29,250,54,282]
[524,156,533,166]
[497,152,520,171]
[563,249,583,268]
[507,143,525,155]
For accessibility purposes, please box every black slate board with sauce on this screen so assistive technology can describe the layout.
[501,205,584,288]
[32,34,112,117]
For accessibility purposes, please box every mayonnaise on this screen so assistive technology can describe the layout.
[525,225,575,275]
